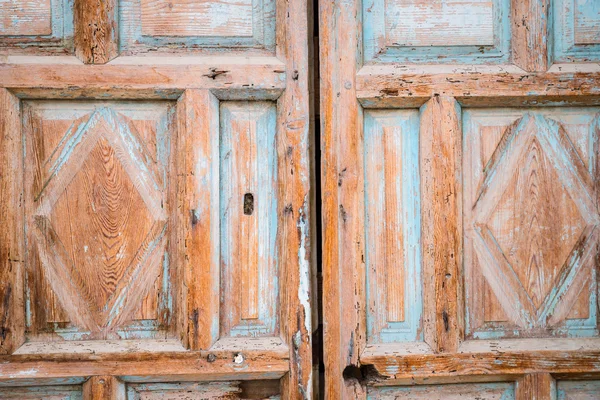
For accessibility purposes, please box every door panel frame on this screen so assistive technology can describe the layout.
[0,0,313,398]
[320,0,600,398]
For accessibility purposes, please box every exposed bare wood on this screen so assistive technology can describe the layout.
[512,0,550,72]
[356,67,600,107]
[74,0,119,64]
[420,96,463,354]
[176,90,220,351]
[276,0,314,396]
[0,0,52,36]
[516,373,556,400]
[0,89,24,355]
[361,350,600,383]
[83,376,125,400]
[0,350,289,382]
[0,62,286,96]
[320,0,366,397]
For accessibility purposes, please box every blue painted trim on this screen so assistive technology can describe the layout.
[368,382,515,399]
[0,0,74,50]
[364,109,422,343]
[219,102,279,338]
[119,0,276,52]
[553,0,600,62]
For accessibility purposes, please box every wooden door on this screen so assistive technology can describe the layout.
[321,0,600,398]
[0,0,313,398]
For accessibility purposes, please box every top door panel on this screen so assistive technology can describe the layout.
[120,0,276,55]
[553,0,600,62]
[0,0,74,54]
[364,0,511,64]
[0,0,276,56]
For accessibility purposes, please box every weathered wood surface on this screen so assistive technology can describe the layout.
[320,0,365,397]
[420,96,462,354]
[220,101,279,339]
[0,59,286,98]
[276,0,314,396]
[364,110,421,345]
[74,0,118,63]
[0,89,24,355]
[140,0,253,37]
[0,350,289,381]
[368,382,515,399]
[557,379,600,399]
[511,0,550,72]
[321,0,600,398]
[516,373,555,400]
[361,349,600,383]
[83,375,125,400]
[22,101,174,341]
[126,380,281,399]
[463,107,599,339]
[176,89,220,351]
[0,0,52,36]
[356,67,600,107]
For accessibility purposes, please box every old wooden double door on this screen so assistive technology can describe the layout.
[1,0,600,399]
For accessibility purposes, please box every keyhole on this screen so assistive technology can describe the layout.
[243,193,254,215]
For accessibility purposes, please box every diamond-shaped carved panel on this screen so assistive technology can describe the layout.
[48,137,156,323]
[486,137,587,309]
[464,108,600,339]
[23,102,174,340]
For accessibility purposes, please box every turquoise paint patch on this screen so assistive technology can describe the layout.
[363,0,511,64]
[364,109,422,344]
[119,0,275,53]
[553,0,600,62]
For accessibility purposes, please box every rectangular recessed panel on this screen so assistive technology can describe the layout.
[127,381,280,399]
[385,0,494,47]
[557,380,600,399]
[141,0,253,37]
[463,107,600,340]
[220,101,278,338]
[368,382,515,399]
[0,0,52,36]
[554,0,600,61]
[0,384,83,399]
[574,0,600,45]
[0,0,73,52]
[120,0,275,53]
[22,101,176,342]
[364,0,509,63]
[364,109,421,344]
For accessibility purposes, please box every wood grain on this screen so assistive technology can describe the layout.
[220,101,278,338]
[386,0,494,47]
[74,0,119,63]
[368,382,515,399]
[0,349,289,382]
[320,0,365,396]
[361,349,600,382]
[420,96,462,354]
[463,108,599,339]
[176,89,220,351]
[140,0,253,37]
[512,0,550,72]
[0,0,52,36]
[516,373,555,400]
[22,101,173,340]
[382,126,404,323]
[0,89,24,355]
[83,375,125,400]
[356,66,600,108]
[364,110,421,344]
[276,0,314,397]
